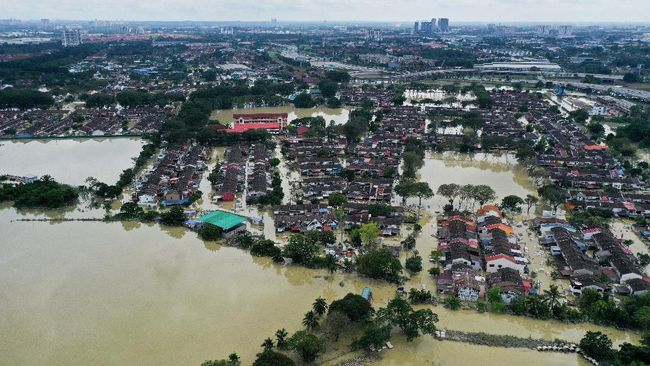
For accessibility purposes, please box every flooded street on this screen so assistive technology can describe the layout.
[0,138,145,185]
[210,105,350,126]
[0,143,640,366]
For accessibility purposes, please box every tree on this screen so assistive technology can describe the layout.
[283,235,320,264]
[472,185,496,206]
[201,353,241,366]
[538,185,565,212]
[287,331,325,362]
[318,79,338,98]
[579,331,613,361]
[623,72,641,83]
[302,310,319,331]
[405,255,423,274]
[313,297,328,317]
[323,311,348,341]
[587,122,605,137]
[395,180,416,205]
[437,183,461,208]
[328,293,374,322]
[444,297,461,310]
[269,158,280,167]
[541,284,564,317]
[377,297,438,341]
[569,109,589,124]
[328,192,347,208]
[351,321,392,350]
[293,93,315,108]
[428,267,441,276]
[500,195,524,212]
[524,194,538,215]
[324,253,337,274]
[253,350,295,366]
[261,338,274,352]
[359,222,380,249]
[401,234,416,251]
[159,206,187,226]
[357,249,403,283]
[275,328,289,350]
[413,182,434,215]
[198,224,223,241]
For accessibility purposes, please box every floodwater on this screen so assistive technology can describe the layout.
[0,146,640,366]
[210,105,350,126]
[0,138,145,185]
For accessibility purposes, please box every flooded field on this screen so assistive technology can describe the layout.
[210,105,350,126]
[0,144,641,366]
[0,138,144,185]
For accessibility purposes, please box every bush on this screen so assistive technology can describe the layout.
[405,255,423,274]
[357,249,403,283]
[198,224,223,241]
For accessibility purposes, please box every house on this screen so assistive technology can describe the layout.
[485,254,525,274]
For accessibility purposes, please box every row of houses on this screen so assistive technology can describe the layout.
[0,107,169,138]
[135,145,207,206]
[436,205,531,303]
[273,202,404,236]
[534,218,650,296]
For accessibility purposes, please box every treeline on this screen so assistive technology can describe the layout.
[0,88,54,109]
[82,91,185,108]
[419,48,476,68]
[611,106,650,150]
[0,175,77,208]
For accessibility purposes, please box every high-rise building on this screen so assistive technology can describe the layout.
[61,28,81,47]
[431,18,437,31]
[438,18,449,32]
[413,21,419,34]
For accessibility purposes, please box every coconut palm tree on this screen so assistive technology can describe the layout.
[275,328,288,350]
[312,297,328,317]
[542,284,564,317]
[261,337,274,352]
[302,310,319,331]
[324,254,337,274]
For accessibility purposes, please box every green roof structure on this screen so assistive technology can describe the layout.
[196,211,247,231]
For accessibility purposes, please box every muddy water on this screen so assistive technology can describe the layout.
[0,138,144,185]
[0,147,641,366]
[210,105,350,126]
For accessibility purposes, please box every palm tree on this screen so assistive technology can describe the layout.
[312,297,328,317]
[275,328,288,350]
[302,310,319,331]
[324,254,337,274]
[541,284,564,317]
[261,337,274,352]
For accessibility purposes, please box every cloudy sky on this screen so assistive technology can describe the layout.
[4,0,650,23]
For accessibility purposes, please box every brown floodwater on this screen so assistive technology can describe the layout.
[0,146,640,366]
[210,105,350,126]
[0,138,144,185]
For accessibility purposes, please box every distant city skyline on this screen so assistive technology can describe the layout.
[3,0,650,23]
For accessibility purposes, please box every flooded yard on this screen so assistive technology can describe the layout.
[0,138,145,185]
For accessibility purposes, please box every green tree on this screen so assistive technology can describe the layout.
[302,310,319,331]
[261,338,274,352]
[275,328,289,350]
[283,235,320,264]
[524,194,538,215]
[405,255,423,274]
[323,310,348,341]
[160,206,187,226]
[444,297,461,310]
[359,222,380,249]
[357,249,403,283]
[313,297,328,317]
[537,185,565,212]
[437,183,461,208]
[579,331,613,361]
[328,192,347,208]
[198,224,223,241]
[252,350,295,366]
[351,321,392,350]
[328,293,374,322]
[500,195,524,212]
[287,331,325,362]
